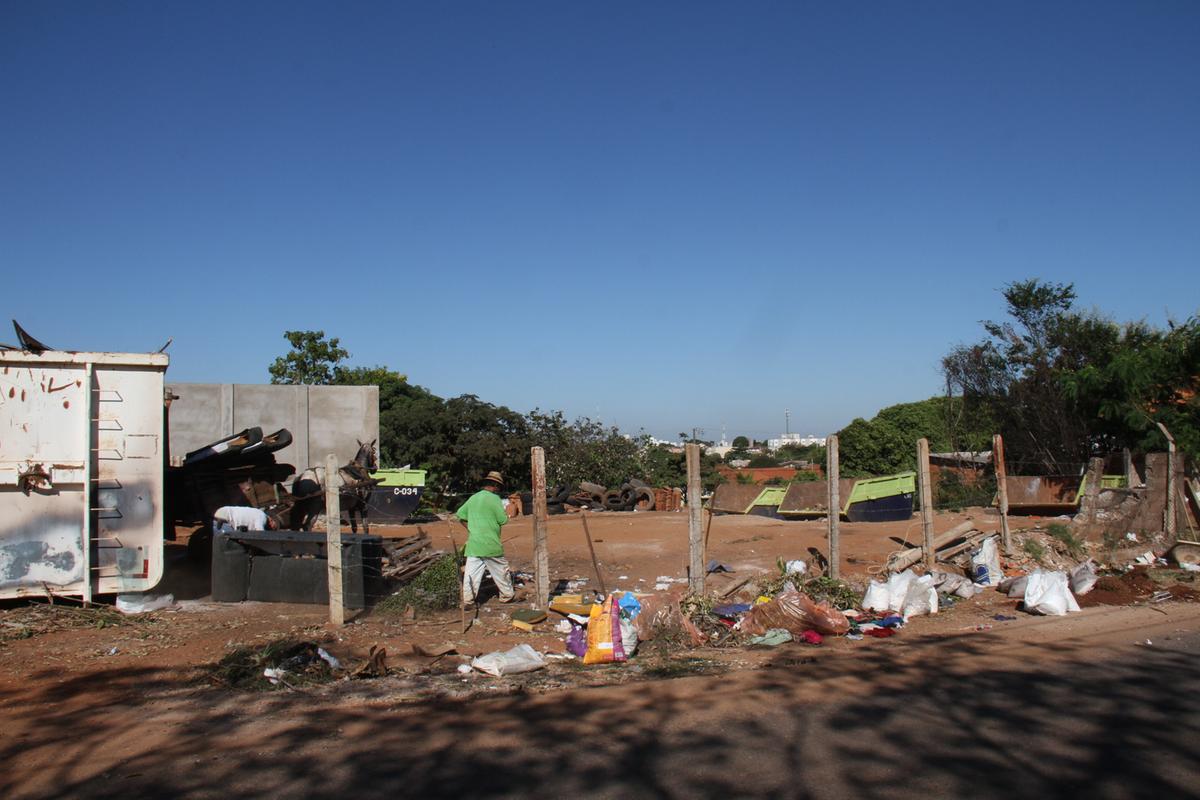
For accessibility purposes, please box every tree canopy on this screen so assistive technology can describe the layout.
[268,330,349,385]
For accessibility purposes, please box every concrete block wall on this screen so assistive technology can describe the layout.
[167,383,379,481]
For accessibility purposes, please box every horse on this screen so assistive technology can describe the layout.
[289,439,380,534]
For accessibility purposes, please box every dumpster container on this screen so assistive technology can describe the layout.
[0,349,168,601]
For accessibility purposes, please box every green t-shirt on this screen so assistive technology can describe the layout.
[456,489,509,557]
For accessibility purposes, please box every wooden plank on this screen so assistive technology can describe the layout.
[827,435,840,580]
[917,438,935,571]
[531,446,550,608]
[580,511,607,596]
[887,519,978,573]
[325,453,344,626]
[993,434,1012,556]
[686,443,704,593]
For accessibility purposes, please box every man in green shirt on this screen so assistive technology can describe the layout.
[455,470,516,604]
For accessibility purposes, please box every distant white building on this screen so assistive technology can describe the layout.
[767,433,825,451]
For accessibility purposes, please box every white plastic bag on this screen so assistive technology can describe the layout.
[471,644,547,677]
[863,581,891,612]
[1023,570,1081,616]
[1070,560,1098,597]
[784,560,808,576]
[997,575,1028,598]
[900,574,939,620]
[115,593,175,614]
[886,570,917,609]
[933,572,983,599]
[619,618,638,657]
[970,536,1002,585]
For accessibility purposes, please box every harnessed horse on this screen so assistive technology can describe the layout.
[289,439,380,534]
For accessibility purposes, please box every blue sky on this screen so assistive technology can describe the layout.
[3,2,1198,441]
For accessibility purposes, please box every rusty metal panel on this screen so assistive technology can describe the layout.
[778,479,855,515]
[1001,475,1082,513]
[1,351,168,599]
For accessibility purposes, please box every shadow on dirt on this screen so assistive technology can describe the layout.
[2,629,1199,798]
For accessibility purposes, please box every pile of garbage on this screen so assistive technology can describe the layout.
[508,479,684,515]
[209,638,343,690]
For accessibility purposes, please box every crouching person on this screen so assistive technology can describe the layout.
[455,471,517,605]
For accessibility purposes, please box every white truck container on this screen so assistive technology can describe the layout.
[1,349,168,600]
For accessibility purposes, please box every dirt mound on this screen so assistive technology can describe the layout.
[1077,569,1156,607]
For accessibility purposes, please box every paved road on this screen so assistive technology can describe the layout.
[5,607,1200,799]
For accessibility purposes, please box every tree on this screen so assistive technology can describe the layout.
[269,330,349,385]
[732,435,750,448]
[944,278,1200,469]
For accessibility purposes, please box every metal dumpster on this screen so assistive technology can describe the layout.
[211,530,383,608]
[1,349,169,600]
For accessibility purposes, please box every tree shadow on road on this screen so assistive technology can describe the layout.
[2,628,1198,799]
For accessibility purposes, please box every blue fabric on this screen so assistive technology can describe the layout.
[879,615,904,628]
[618,591,642,619]
[713,603,752,618]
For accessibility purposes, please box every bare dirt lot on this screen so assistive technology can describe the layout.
[4,509,1199,798]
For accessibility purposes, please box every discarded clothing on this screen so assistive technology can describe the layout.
[863,627,896,638]
[748,629,793,647]
[713,603,752,618]
[800,630,823,645]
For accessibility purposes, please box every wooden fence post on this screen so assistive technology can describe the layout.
[917,438,935,572]
[531,446,550,608]
[325,453,344,626]
[993,434,1012,556]
[686,443,704,594]
[827,435,840,580]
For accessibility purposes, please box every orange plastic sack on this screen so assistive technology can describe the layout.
[739,591,850,637]
[583,595,627,664]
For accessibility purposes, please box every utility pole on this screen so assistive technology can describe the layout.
[785,408,790,436]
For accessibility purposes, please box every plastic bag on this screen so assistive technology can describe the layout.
[115,593,175,614]
[971,536,1003,585]
[740,591,850,637]
[471,644,547,676]
[997,575,1028,598]
[634,588,706,646]
[932,572,983,599]
[1070,560,1098,596]
[863,581,890,612]
[583,595,627,664]
[900,575,938,620]
[619,617,638,657]
[1023,570,1081,616]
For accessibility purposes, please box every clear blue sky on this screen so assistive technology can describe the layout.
[4,2,1198,441]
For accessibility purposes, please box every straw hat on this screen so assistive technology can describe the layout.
[483,470,505,487]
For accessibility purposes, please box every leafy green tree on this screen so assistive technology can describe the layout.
[944,278,1200,469]
[269,330,349,385]
[732,435,750,448]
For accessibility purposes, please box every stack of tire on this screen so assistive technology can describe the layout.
[523,478,657,515]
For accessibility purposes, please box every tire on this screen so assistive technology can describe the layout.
[634,486,656,511]
[619,488,637,506]
[552,484,573,504]
[580,481,606,496]
[604,489,626,510]
[629,478,649,489]
[520,491,534,515]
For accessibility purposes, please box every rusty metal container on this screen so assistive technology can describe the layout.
[1,349,168,600]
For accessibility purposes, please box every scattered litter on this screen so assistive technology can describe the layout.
[1134,551,1156,566]
[799,630,823,646]
[115,593,175,615]
[1070,560,1099,596]
[316,647,341,670]
[555,619,573,634]
[1151,590,1172,604]
[993,614,1017,621]
[654,583,671,591]
[107,646,119,656]
[740,591,850,637]
[263,667,286,685]
[706,559,734,574]
[471,644,547,677]
[970,536,1003,585]
[863,628,895,638]
[713,603,752,618]
[1023,570,1081,616]
[783,560,808,576]
[618,575,629,580]
[1125,532,1139,542]
[543,652,575,660]
[748,628,792,647]
[456,663,473,674]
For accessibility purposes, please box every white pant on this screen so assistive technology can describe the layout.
[463,556,514,603]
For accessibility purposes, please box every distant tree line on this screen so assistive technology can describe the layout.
[836,279,1199,476]
[269,332,722,501]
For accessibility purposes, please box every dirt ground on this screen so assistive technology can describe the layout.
[3,508,1198,797]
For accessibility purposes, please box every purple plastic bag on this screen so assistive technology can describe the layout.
[567,624,587,657]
